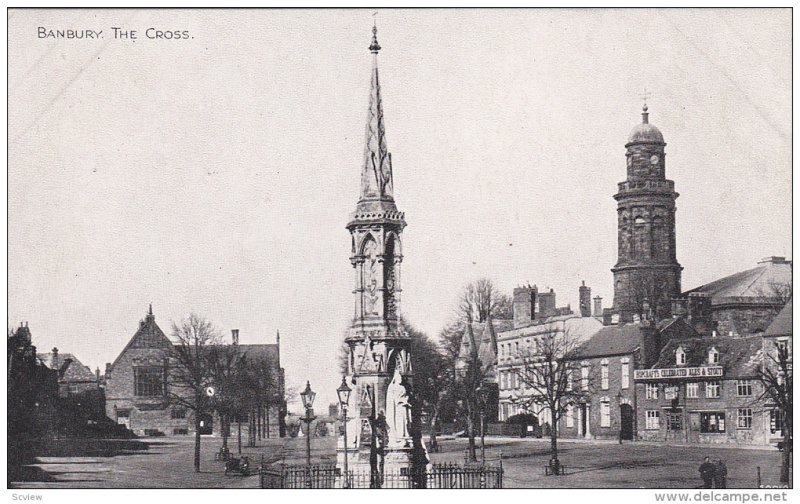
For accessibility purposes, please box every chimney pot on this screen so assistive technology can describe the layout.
[593,296,603,317]
[579,282,591,317]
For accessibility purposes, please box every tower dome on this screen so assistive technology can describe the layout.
[627,104,664,145]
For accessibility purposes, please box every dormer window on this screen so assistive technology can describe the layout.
[708,347,719,364]
[676,346,686,365]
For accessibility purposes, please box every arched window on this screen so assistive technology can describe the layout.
[633,216,648,258]
[708,347,719,364]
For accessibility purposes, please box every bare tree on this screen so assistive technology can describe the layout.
[169,313,223,472]
[207,344,247,455]
[458,278,512,323]
[628,271,672,321]
[455,357,483,462]
[513,324,590,474]
[757,280,793,316]
[755,341,792,483]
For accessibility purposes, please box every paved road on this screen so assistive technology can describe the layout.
[10,435,790,489]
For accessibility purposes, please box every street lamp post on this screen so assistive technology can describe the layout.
[336,376,352,488]
[300,380,317,487]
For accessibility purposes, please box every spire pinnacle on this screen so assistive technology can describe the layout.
[370,14,381,54]
[358,21,394,207]
[148,303,153,316]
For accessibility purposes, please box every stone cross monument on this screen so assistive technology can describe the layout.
[337,24,427,477]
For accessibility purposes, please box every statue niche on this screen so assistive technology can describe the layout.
[383,236,397,320]
[362,237,380,316]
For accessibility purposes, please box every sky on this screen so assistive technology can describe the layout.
[8,9,792,411]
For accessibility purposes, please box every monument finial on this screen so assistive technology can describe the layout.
[640,87,652,124]
[369,14,381,54]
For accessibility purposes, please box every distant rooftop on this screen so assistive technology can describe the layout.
[685,256,792,304]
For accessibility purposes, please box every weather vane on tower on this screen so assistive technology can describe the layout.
[640,87,652,110]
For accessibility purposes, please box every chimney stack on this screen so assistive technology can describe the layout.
[231,329,240,345]
[538,288,556,318]
[579,281,591,317]
[105,362,112,379]
[51,347,59,369]
[687,292,713,336]
[95,366,101,382]
[593,296,603,317]
[512,285,536,328]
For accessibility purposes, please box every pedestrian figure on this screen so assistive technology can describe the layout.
[699,456,715,488]
[714,459,728,489]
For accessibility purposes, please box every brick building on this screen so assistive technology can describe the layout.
[634,335,772,445]
[556,316,697,441]
[104,306,285,437]
[761,299,791,445]
[684,256,792,336]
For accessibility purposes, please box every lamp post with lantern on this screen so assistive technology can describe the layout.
[300,381,317,471]
[336,376,352,488]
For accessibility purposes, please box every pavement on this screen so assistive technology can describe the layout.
[9,434,791,489]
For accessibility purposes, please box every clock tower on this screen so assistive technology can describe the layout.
[612,105,682,322]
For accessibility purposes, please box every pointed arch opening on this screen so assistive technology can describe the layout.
[384,234,398,320]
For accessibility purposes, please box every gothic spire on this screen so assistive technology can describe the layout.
[359,23,394,206]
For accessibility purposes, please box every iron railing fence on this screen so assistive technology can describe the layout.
[259,462,503,489]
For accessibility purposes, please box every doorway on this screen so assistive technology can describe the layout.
[579,403,588,437]
[620,404,634,440]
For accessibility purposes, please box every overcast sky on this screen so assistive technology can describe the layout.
[9,9,791,410]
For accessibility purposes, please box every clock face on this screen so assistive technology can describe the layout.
[650,154,660,165]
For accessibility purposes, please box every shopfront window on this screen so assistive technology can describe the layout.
[700,412,725,433]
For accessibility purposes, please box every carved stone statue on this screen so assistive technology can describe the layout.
[363,239,380,315]
[385,366,411,447]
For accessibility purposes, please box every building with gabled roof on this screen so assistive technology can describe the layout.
[38,348,101,397]
[38,347,105,428]
[550,316,697,441]
[635,334,777,445]
[104,306,285,438]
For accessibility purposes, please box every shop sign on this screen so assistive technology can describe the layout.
[634,366,723,381]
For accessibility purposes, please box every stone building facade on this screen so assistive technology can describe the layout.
[635,336,774,445]
[612,106,683,322]
[684,256,792,336]
[104,306,285,437]
[494,283,603,424]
